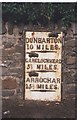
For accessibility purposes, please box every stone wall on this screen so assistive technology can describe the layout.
[1,22,76,100]
[63,23,77,99]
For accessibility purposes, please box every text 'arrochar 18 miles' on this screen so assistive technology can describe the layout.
[25,32,63,101]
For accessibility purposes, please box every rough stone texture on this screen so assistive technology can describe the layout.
[2,23,24,98]
[2,90,15,97]
[65,39,76,47]
[65,56,76,65]
[2,22,77,100]
[62,23,76,99]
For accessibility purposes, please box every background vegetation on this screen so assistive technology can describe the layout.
[2,3,77,26]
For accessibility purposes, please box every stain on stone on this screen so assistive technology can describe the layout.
[2,77,17,89]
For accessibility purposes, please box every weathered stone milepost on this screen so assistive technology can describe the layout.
[25,32,62,101]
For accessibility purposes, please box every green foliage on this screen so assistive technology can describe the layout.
[2,3,76,26]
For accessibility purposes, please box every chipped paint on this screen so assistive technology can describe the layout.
[25,32,62,101]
